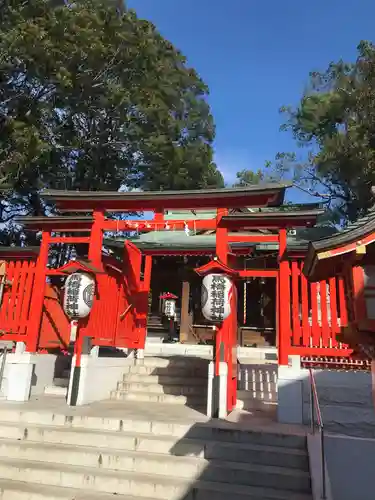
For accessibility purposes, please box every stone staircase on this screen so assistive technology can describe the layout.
[110,356,209,411]
[146,314,169,343]
[0,398,312,499]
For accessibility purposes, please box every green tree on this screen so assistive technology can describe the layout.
[276,41,375,221]
[0,0,223,225]
[232,169,264,187]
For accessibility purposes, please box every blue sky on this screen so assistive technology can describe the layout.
[127,0,375,201]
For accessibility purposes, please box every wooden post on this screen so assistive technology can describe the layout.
[88,209,104,267]
[215,208,229,375]
[26,231,50,352]
[180,281,191,343]
[278,229,290,365]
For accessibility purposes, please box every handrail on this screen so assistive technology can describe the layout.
[309,367,327,499]
[0,346,7,396]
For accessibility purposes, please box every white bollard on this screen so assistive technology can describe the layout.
[218,361,228,419]
[207,361,215,417]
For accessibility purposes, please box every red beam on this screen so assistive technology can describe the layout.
[49,237,90,244]
[228,234,279,243]
[103,218,218,232]
[220,218,318,230]
[289,346,353,357]
[238,269,278,278]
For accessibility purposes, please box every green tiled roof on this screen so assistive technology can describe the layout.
[104,225,337,252]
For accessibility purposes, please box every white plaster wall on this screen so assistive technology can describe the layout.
[29,354,57,396]
[325,434,375,500]
[0,353,57,399]
[69,353,135,406]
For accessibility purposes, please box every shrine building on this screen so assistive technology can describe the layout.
[0,183,369,422]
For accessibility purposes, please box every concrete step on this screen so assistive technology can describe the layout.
[0,438,311,492]
[142,357,210,369]
[53,378,69,388]
[146,336,167,344]
[117,381,207,396]
[111,389,206,406]
[0,479,157,499]
[123,373,207,386]
[0,421,309,470]
[0,457,312,500]
[129,364,208,377]
[0,410,307,449]
[44,385,68,397]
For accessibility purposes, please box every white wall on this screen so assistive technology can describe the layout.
[68,351,135,406]
[326,434,375,500]
[0,350,57,401]
[29,354,58,396]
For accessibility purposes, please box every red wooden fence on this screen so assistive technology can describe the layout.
[0,260,36,342]
[286,260,352,358]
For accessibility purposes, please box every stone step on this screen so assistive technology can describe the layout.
[110,389,206,406]
[0,421,309,470]
[53,378,69,388]
[128,365,208,377]
[117,381,207,396]
[44,385,68,397]
[0,438,311,492]
[123,373,207,386]
[0,409,307,449]
[142,357,210,368]
[0,479,156,500]
[0,457,312,500]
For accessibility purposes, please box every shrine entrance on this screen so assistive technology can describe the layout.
[0,184,326,416]
[238,277,277,347]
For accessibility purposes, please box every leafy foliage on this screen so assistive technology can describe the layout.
[232,169,265,186]
[275,41,375,221]
[0,0,222,238]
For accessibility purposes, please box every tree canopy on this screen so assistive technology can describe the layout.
[0,0,223,231]
[276,41,375,222]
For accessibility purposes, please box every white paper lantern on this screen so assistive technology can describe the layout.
[164,299,176,319]
[63,272,95,319]
[201,273,233,322]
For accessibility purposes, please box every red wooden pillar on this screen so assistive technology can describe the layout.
[83,209,105,346]
[88,209,105,267]
[216,208,237,412]
[278,229,290,365]
[140,255,152,348]
[26,231,50,352]
[215,208,229,374]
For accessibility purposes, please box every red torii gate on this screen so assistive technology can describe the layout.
[0,183,338,411]
[17,185,292,411]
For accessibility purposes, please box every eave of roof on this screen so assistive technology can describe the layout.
[40,183,291,212]
[17,215,94,232]
[304,209,375,279]
[219,209,325,229]
[0,246,39,258]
